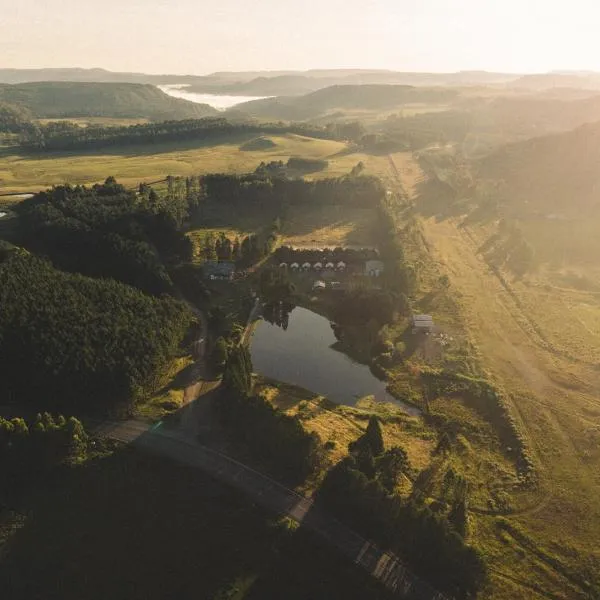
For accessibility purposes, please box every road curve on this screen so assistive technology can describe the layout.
[96,420,449,600]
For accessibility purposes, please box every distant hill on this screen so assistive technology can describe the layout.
[0,82,217,120]
[231,85,460,120]
[510,72,600,91]
[477,121,600,214]
[0,67,520,96]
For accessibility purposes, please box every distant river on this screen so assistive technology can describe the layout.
[250,306,420,416]
[158,84,271,110]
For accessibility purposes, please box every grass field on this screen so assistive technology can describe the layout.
[37,117,150,127]
[402,152,600,599]
[0,133,401,194]
[283,204,379,248]
[0,447,391,600]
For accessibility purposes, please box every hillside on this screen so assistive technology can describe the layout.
[232,84,460,120]
[477,121,600,214]
[0,82,217,120]
[510,72,600,91]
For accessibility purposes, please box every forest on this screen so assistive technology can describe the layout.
[15,117,357,152]
[0,248,191,413]
[14,178,192,296]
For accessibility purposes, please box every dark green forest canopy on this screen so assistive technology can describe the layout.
[18,117,352,152]
[0,250,191,413]
[15,179,192,295]
[0,81,216,120]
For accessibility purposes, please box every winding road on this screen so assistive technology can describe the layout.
[96,415,448,600]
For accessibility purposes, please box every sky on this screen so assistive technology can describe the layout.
[2,0,600,74]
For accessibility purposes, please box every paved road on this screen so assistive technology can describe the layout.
[96,419,448,600]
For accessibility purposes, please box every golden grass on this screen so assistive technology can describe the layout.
[36,117,150,128]
[409,157,600,598]
[256,378,435,475]
[283,204,379,248]
[0,134,346,193]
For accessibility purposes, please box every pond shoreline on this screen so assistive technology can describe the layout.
[249,305,420,416]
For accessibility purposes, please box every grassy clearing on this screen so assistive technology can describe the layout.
[36,117,150,127]
[134,355,194,421]
[0,134,348,193]
[0,133,402,195]
[283,204,379,248]
[0,447,391,600]
[256,378,435,480]
[407,154,600,598]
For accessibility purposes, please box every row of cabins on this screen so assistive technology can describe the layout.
[280,260,385,276]
[280,261,347,272]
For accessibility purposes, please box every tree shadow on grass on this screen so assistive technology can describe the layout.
[0,448,279,600]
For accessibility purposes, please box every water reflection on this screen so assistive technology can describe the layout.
[250,306,419,415]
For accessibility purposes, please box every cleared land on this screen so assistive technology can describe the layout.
[283,205,379,248]
[0,134,347,193]
[402,151,600,600]
[0,134,401,194]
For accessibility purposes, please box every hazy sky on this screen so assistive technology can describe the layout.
[2,0,600,74]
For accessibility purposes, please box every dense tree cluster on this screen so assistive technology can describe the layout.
[218,346,322,484]
[200,173,385,218]
[0,251,191,412]
[15,178,192,295]
[0,102,38,136]
[199,230,277,267]
[19,117,344,152]
[319,425,486,598]
[0,413,88,477]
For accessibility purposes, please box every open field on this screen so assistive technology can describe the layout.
[0,134,400,194]
[283,205,379,248]
[0,134,348,193]
[0,448,390,600]
[402,151,600,599]
[257,377,435,477]
[37,117,150,127]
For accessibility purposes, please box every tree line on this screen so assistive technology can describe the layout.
[318,418,487,599]
[17,118,354,152]
[216,345,323,484]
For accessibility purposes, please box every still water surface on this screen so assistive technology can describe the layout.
[158,84,271,110]
[250,307,419,415]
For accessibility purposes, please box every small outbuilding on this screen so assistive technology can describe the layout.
[290,262,300,270]
[279,262,288,269]
[313,262,323,270]
[336,261,346,271]
[325,262,335,270]
[312,280,326,290]
[203,261,236,281]
[302,262,312,270]
[411,314,434,334]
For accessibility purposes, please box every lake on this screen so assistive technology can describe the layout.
[250,306,419,415]
[158,84,271,110]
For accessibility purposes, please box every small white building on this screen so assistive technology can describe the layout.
[336,261,346,271]
[325,262,335,270]
[290,262,300,270]
[313,280,326,290]
[411,314,434,334]
[313,262,323,270]
[279,262,288,269]
[302,262,312,270]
